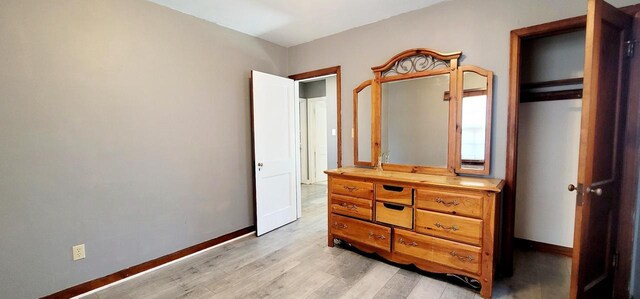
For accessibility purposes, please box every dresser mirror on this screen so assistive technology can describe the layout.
[352,48,493,176]
[381,74,450,167]
[456,66,493,175]
[353,80,374,166]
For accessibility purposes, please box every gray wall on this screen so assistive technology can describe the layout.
[521,30,586,82]
[300,80,326,98]
[0,0,287,298]
[288,0,640,179]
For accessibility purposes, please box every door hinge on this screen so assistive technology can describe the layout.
[575,183,584,206]
[626,40,637,58]
[612,252,619,268]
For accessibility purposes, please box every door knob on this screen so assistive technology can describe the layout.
[257,163,263,167]
[586,187,603,196]
[568,183,583,195]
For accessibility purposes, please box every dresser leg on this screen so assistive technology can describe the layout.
[480,281,492,299]
[327,233,334,247]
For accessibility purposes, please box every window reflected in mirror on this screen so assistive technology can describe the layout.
[381,74,450,167]
[460,71,488,170]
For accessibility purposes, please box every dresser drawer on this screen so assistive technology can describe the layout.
[415,210,482,246]
[331,178,374,199]
[331,214,391,251]
[330,194,372,221]
[375,184,413,205]
[375,202,413,229]
[415,189,483,218]
[394,230,481,275]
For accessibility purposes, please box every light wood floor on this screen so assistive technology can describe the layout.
[86,183,571,299]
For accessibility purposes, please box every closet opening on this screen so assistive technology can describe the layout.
[505,5,640,298]
[505,17,586,277]
[506,23,586,298]
[515,29,585,256]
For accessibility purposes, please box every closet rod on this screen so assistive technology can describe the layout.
[521,77,583,89]
[520,77,583,103]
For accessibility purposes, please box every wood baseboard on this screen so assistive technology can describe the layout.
[42,226,255,299]
[514,238,573,257]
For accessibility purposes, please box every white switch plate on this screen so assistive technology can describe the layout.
[72,244,86,261]
[331,129,336,136]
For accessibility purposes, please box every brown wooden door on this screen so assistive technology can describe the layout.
[569,0,633,298]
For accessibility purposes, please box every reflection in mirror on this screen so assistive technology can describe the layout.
[381,74,450,167]
[356,85,372,163]
[460,71,488,170]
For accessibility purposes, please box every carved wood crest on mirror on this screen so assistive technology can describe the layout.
[354,48,493,176]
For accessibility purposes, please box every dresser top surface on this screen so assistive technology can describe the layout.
[325,167,504,192]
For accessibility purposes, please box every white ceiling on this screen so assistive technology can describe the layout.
[147,0,448,47]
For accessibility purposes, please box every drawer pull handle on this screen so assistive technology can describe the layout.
[435,198,460,207]
[383,203,405,211]
[343,185,359,192]
[382,185,404,192]
[434,223,459,231]
[398,237,418,247]
[340,202,358,211]
[450,251,474,263]
[368,232,386,240]
[333,222,348,229]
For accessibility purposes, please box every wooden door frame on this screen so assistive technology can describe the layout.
[505,6,640,297]
[289,66,342,168]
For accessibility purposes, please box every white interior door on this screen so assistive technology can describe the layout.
[251,70,299,236]
[309,97,328,182]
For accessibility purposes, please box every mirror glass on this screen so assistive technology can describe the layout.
[381,74,450,166]
[356,85,372,162]
[460,71,488,170]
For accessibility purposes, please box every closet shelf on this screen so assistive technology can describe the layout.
[520,77,583,103]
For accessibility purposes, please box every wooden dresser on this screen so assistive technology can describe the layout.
[326,168,504,298]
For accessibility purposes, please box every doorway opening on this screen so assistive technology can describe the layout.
[298,79,332,185]
[290,67,342,218]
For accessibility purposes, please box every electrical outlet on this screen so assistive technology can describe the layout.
[72,244,85,261]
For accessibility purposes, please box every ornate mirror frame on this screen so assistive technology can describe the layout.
[353,79,375,166]
[353,48,494,176]
[455,65,494,175]
[374,48,461,175]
